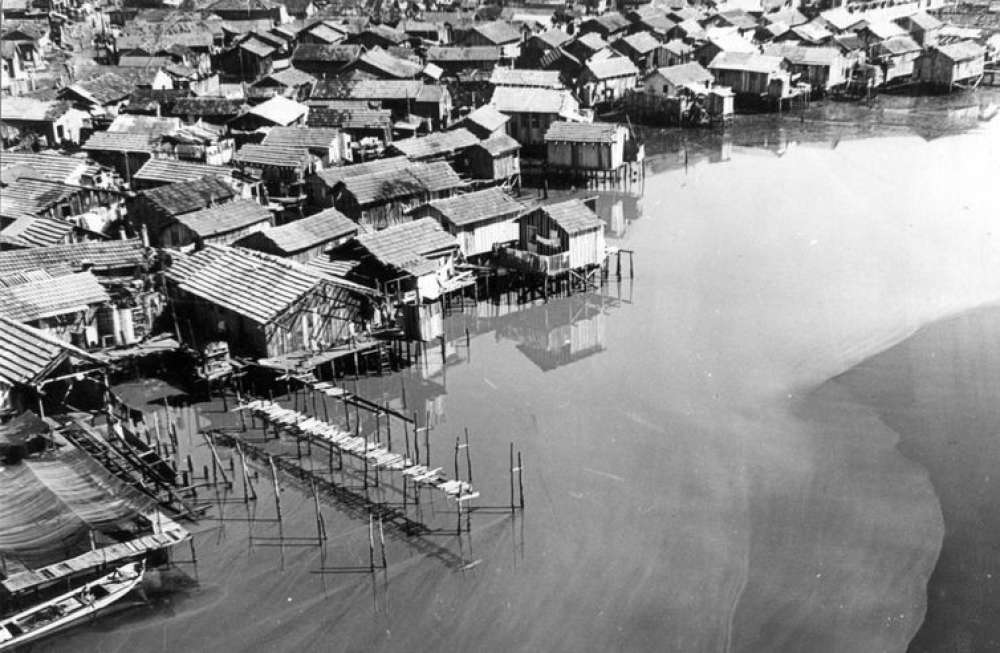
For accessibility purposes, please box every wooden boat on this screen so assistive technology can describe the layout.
[0,560,145,650]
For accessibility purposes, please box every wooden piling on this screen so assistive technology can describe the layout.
[517,451,524,509]
[464,428,472,483]
[509,442,515,513]
[378,517,387,568]
[269,456,282,523]
[367,514,375,572]
[312,480,325,545]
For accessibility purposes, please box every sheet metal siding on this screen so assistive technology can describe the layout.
[568,228,605,269]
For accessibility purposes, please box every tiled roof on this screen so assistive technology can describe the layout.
[582,11,629,34]
[355,217,458,269]
[307,107,392,130]
[140,176,238,217]
[0,314,99,386]
[540,198,602,235]
[172,97,248,117]
[545,121,622,143]
[239,36,278,58]
[424,187,524,227]
[133,159,237,184]
[0,178,80,219]
[426,46,502,62]
[233,144,312,169]
[0,215,73,248]
[0,153,91,185]
[0,271,109,322]
[475,132,520,156]
[388,128,479,160]
[107,113,181,136]
[489,67,563,88]
[490,86,577,114]
[313,79,425,101]
[356,46,423,78]
[81,130,156,153]
[0,239,146,276]
[239,207,357,254]
[340,161,464,206]
[292,43,362,63]
[166,244,325,324]
[262,126,340,151]
[173,199,272,238]
[313,156,410,188]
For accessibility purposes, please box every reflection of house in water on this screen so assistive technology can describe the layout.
[495,293,611,371]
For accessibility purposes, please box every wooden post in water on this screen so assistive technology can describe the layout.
[312,480,325,546]
[237,441,256,501]
[385,403,392,451]
[464,428,472,483]
[269,456,282,523]
[378,517,387,568]
[367,514,375,572]
[517,451,525,509]
[412,412,420,465]
[509,442,515,514]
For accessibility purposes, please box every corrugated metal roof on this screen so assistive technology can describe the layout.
[424,187,524,227]
[166,244,325,324]
[258,67,317,88]
[544,121,622,143]
[389,128,479,160]
[172,97,247,116]
[0,314,99,386]
[764,44,841,67]
[355,217,458,268]
[489,67,563,88]
[0,240,146,276]
[262,126,340,150]
[650,62,713,87]
[0,215,73,248]
[173,199,272,238]
[82,130,156,153]
[616,31,661,55]
[241,207,357,253]
[878,35,921,55]
[307,107,392,130]
[0,271,109,322]
[540,198,603,235]
[234,144,312,169]
[586,55,640,79]
[133,159,237,184]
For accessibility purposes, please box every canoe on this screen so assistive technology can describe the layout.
[0,560,145,651]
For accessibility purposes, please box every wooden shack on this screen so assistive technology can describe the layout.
[166,244,375,358]
[508,198,606,275]
[914,41,986,91]
[232,144,315,209]
[159,199,274,250]
[544,121,630,171]
[332,161,465,230]
[464,132,521,186]
[127,176,240,246]
[0,270,110,347]
[234,207,358,262]
[410,187,525,258]
[490,86,583,150]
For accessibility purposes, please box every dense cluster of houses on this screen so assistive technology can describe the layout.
[0,0,997,410]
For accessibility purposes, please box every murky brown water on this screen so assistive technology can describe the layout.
[38,94,1000,652]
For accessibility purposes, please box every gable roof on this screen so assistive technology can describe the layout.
[61,72,134,105]
[233,143,312,169]
[708,52,785,74]
[238,207,357,254]
[339,161,464,206]
[81,130,157,153]
[355,46,423,78]
[0,271,109,322]
[424,187,525,227]
[171,96,247,117]
[545,121,623,143]
[650,61,713,87]
[0,97,73,122]
[173,199,272,238]
[355,217,459,269]
[0,215,74,249]
[388,128,479,160]
[474,131,520,156]
[878,34,921,55]
[932,40,985,62]
[313,156,410,188]
[764,44,842,67]
[585,56,640,79]
[0,314,100,386]
[901,12,943,32]
[490,86,578,114]
[615,31,662,56]
[133,159,237,185]
[166,244,326,324]
[0,152,93,186]
[140,176,238,216]
[539,198,603,234]
[292,43,362,63]
[0,178,84,220]
[246,95,308,126]
[0,240,146,276]
[313,79,425,101]
[461,104,510,132]
[489,67,563,88]
[471,20,521,45]
[426,46,502,62]
[532,28,571,49]
[262,126,340,150]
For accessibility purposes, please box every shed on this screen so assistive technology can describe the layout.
[458,104,510,138]
[579,56,640,105]
[0,270,110,346]
[411,187,524,258]
[234,207,358,262]
[488,68,563,89]
[490,86,583,148]
[644,62,714,97]
[914,41,986,89]
[386,128,479,161]
[128,176,240,241]
[511,198,606,274]
[160,199,274,249]
[544,121,630,171]
[166,244,373,358]
[332,161,465,230]
[262,126,348,166]
[232,144,315,201]
[465,132,521,185]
